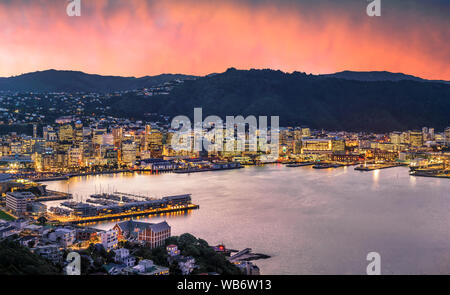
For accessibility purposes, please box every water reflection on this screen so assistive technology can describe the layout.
[42,165,450,274]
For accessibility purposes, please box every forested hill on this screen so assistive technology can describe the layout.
[108,68,450,132]
[0,70,195,93]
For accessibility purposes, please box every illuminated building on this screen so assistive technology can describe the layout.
[121,140,136,166]
[331,152,362,162]
[68,146,82,167]
[6,191,35,216]
[92,128,106,146]
[113,220,171,248]
[390,132,402,145]
[331,139,345,152]
[301,127,311,138]
[301,139,332,154]
[58,124,74,142]
[445,127,450,146]
[104,147,119,166]
[100,229,118,251]
[74,121,83,144]
[409,130,423,147]
[112,127,123,148]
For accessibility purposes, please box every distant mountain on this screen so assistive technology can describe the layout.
[110,68,450,132]
[0,70,196,92]
[321,70,450,84]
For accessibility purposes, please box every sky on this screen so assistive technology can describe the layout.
[0,0,449,79]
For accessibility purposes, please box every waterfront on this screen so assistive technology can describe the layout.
[42,165,450,275]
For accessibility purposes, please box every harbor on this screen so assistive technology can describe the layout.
[41,164,450,274]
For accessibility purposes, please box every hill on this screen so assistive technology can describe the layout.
[0,70,196,93]
[111,68,450,132]
[321,71,449,84]
[1,68,449,132]
[0,240,60,275]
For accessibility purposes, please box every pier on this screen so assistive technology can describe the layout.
[355,163,407,171]
[59,204,199,225]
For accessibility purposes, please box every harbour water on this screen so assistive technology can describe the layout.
[42,165,450,274]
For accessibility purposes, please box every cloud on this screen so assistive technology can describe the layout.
[0,0,448,79]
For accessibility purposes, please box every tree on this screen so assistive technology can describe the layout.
[37,216,47,225]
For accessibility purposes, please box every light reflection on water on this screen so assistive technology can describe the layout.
[42,165,450,274]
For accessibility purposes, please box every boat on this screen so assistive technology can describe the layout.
[312,163,342,169]
[286,162,314,167]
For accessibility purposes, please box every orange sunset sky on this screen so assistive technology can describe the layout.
[0,0,449,80]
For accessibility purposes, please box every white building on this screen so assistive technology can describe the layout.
[100,229,118,251]
[5,191,35,216]
[49,228,76,247]
[113,248,136,267]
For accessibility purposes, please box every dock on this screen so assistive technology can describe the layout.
[61,204,200,225]
[355,163,407,171]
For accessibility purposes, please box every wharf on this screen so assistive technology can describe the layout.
[355,163,407,171]
[59,204,200,225]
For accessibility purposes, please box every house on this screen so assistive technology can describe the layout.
[126,259,169,275]
[13,218,29,229]
[173,255,196,275]
[178,256,196,275]
[48,228,76,247]
[100,229,118,251]
[0,222,16,238]
[103,263,127,275]
[33,244,62,264]
[76,227,98,241]
[166,244,180,256]
[19,235,39,248]
[113,220,171,248]
[113,248,136,267]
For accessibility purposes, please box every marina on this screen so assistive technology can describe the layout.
[48,193,199,224]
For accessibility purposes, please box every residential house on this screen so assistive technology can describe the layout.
[48,228,76,247]
[113,248,136,267]
[126,259,169,275]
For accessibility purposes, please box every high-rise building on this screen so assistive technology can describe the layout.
[301,127,311,138]
[121,140,136,166]
[445,127,450,146]
[74,121,83,143]
[429,128,435,141]
[33,124,37,138]
[390,132,402,145]
[331,138,345,152]
[112,127,123,148]
[58,124,74,142]
[409,130,423,147]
